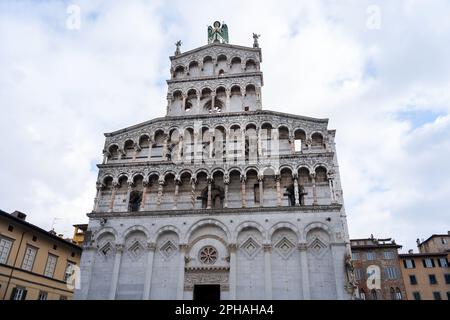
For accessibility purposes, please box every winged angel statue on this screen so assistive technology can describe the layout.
[208,21,229,44]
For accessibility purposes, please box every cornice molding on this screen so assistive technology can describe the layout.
[87,204,343,219]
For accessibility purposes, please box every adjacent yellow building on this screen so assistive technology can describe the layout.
[399,232,450,300]
[0,210,82,300]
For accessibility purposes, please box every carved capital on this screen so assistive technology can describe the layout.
[147,242,157,251]
[297,243,308,251]
[228,243,237,252]
[115,244,125,252]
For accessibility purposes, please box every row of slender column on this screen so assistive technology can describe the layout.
[103,123,327,166]
[104,240,347,300]
[98,173,338,213]
[103,242,313,300]
[171,59,259,79]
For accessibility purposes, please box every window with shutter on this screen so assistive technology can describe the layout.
[11,287,27,300]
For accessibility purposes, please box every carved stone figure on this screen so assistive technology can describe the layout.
[252,33,260,48]
[175,40,182,56]
[344,253,357,295]
[208,21,229,44]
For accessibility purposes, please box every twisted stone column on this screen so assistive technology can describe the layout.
[293,174,300,206]
[190,177,197,209]
[206,177,213,209]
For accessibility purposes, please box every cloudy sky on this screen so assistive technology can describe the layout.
[1,0,449,252]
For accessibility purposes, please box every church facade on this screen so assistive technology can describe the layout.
[75,22,355,300]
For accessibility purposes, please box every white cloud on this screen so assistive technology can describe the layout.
[0,0,449,251]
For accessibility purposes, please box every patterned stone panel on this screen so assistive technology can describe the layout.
[271,229,302,299]
[236,228,265,299]
[150,232,180,299]
[116,231,147,299]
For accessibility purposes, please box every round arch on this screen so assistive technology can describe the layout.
[151,225,181,243]
[268,222,300,241]
[122,225,150,243]
[184,218,231,243]
[233,221,266,243]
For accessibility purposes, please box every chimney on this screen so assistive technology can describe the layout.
[416,238,420,246]
[408,249,413,254]
[11,211,27,221]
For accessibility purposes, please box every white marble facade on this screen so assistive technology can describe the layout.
[75,24,353,300]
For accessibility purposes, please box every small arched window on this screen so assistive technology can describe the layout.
[311,132,324,148]
[128,191,142,212]
[315,167,328,183]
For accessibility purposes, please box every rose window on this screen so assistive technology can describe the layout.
[199,246,218,264]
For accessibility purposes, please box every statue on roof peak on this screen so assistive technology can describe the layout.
[208,21,229,44]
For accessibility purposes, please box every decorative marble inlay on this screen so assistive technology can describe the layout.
[160,240,177,259]
[240,237,261,259]
[309,237,328,258]
[274,237,295,259]
[128,241,144,259]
